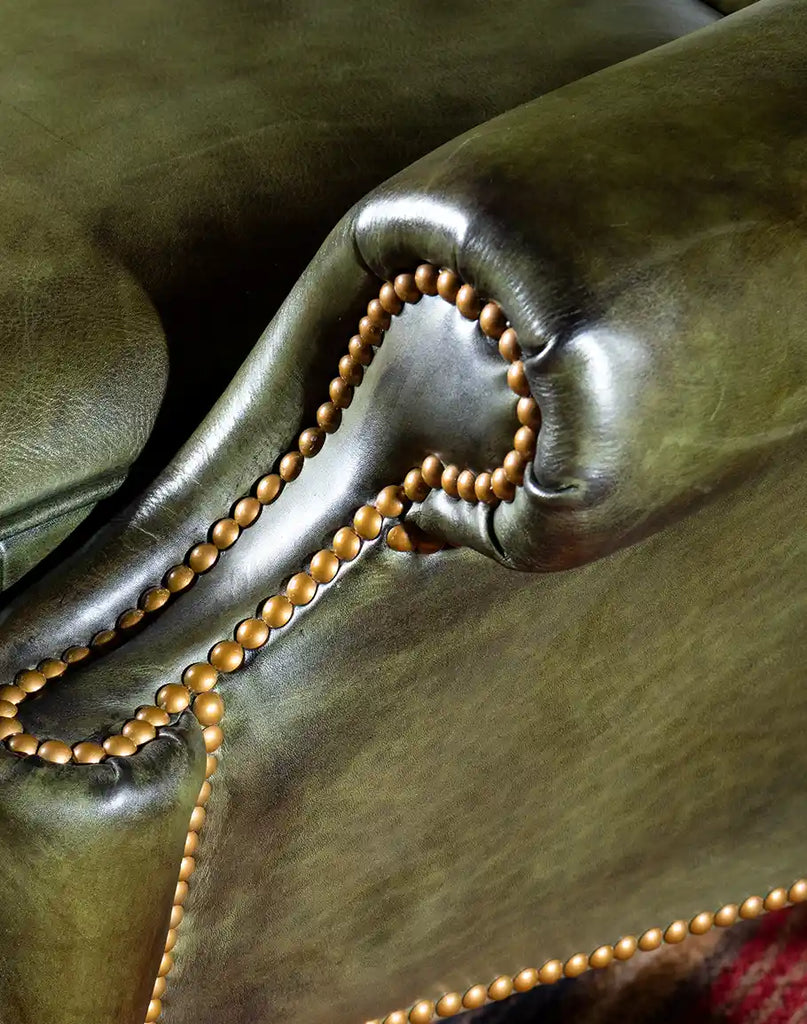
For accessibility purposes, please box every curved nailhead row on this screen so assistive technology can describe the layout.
[0,264,536,766]
[365,880,807,1024]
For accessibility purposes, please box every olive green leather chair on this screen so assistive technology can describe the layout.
[1,1,805,1023]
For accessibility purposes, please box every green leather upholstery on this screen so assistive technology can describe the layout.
[2,2,806,1024]
[0,181,167,590]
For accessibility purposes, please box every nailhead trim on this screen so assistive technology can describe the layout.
[0,266,794,1024]
[364,879,807,1024]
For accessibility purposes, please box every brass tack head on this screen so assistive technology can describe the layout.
[0,718,23,742]
[164,928,178,951]
[188,542,219,573]
[189,806,206,832]
[205,754,219,777]
[456,284,481,320]
[37,739,72,763]
[316,401,342,434]
[183,663,219,693]
[310,550,340,584]
[614,935,638,960]
[517,396,541,430]
[638,928,663,951]
[564,953,589,978]
[491,467,516,502]
[408,1000,435,1024]
[488,975,514,1000]
[414,530,444,555]
[63,645,91,664]
[185,831,199,857]
[211,518,240,550]
[513,968,538,993]
[689,911,714,935]
[375,485,405,518]
[764,887,788,912]
[350,333,374,366]
[366,298,392,328]
[72,741,106,764]
[714,904,738,927]
[261,595,294,628]
[140,587,171,613]
[209,640,244,673]
[157,684,191,714]
[436,269,460,304]
[235,618,270,650]
[383,1012,407,1024]
[152,977,167,1000]
[441,464,460,498]
[255,473,282,504]
[739,895,764,919]
[421,455,444,490]
[354,506,383,540]
[170,904,185,929]
[507,360,531,397]
[287,572,317,606]
[358,318,383,346]
[474,472,496,505]
[122,719,157,746]
[0,685,25,705]
[8,733,39,756]
[333,526,361,561]
[456,469,477,503]
[203,725,224,753]
[503,450,527,485]
[164,564,195,593]
[233,496,262,527]
[91,629,116,648]
[299,427,326,458]
[387,524,416,553]
[414,263,439,296]
[338,354,364,386]
[514,425,537,458]
[136,706,171,727]
[16,669,47,694]
[462,984,488,1010]
[329,376,354,409]
[436,992,462,1017]
[178,856,196,882]
[789,880,807,904]
[172,882,188,908]
[479,302,507,339]
[663,920,688,944]
[498,327,521,362]
[103,734,137,758]
[0,699,17,718]
[39,658,68,678]
[159,952,174,980]
[589,945,614,969]
[403,469,430,503]
[393,273,421,304]
[379,281,404,315]
[145,999,162,1023]
[118,608,144,631]
[193,692,224,727]
[279,451,304,482]
[538,959,563,985]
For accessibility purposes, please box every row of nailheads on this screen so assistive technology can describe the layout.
[369,880,807,1024]
[0,265,532,764]
[138,271,533,1021]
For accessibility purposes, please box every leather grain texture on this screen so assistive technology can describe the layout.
[2,2,806,1024]
[0,179,167,589]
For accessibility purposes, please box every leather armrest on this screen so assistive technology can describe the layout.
[355,0,807,569]
[0,180,168,589]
